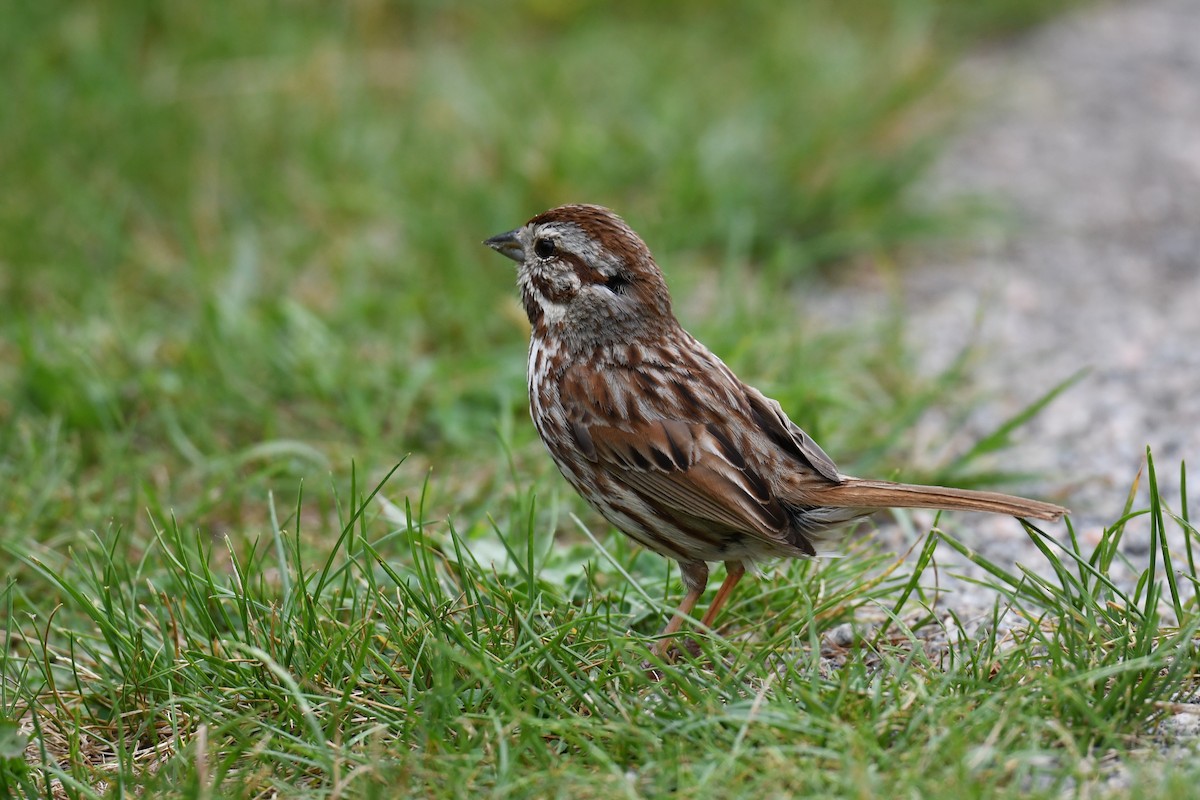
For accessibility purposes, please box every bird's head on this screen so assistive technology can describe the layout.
[485,204,675,348]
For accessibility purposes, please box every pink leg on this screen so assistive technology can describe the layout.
[700,561,746,630]
[650,587,704,658]
[651,561,709,658]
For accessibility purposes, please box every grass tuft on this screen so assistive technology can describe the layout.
[3,458,1197,795]
[7,1,1193,796]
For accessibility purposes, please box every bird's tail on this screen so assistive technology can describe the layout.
[813,477,1067,521]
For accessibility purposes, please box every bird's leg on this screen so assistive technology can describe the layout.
[700,560,746,631]
[650,590,703,658]
[651,561,708,658]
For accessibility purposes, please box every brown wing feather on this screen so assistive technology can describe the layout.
[560,356,811,548]
[581,421,790,537]
[742,388,842,483]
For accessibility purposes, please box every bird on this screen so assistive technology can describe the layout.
[484,203,1067,658]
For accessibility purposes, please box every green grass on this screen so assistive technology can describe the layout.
[3,460,1197,797]
[5,0,1196,797]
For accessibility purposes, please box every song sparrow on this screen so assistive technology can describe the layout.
[485,204,1066,657]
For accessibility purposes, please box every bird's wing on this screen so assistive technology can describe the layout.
[559,359,841,552]
[740,387,842,483]
[573,417,792,537]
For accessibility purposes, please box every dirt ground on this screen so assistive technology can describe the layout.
[811,0,1200,605]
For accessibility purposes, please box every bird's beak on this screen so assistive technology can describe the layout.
[483,229,524,263]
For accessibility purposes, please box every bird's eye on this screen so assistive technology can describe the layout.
[533,238,556,259]
[604,273,630,294]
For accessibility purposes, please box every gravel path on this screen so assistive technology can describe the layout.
[806,1,1200,756]
[811,0,1200,607]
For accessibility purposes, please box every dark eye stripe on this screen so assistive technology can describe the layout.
[604,273,630,294]
[555,252,628,294]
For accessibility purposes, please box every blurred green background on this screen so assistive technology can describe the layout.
[0,0,1077,547]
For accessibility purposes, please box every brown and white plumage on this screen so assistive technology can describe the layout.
[486,204,1067,657]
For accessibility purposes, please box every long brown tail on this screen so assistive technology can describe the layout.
[815,477,1067,521]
